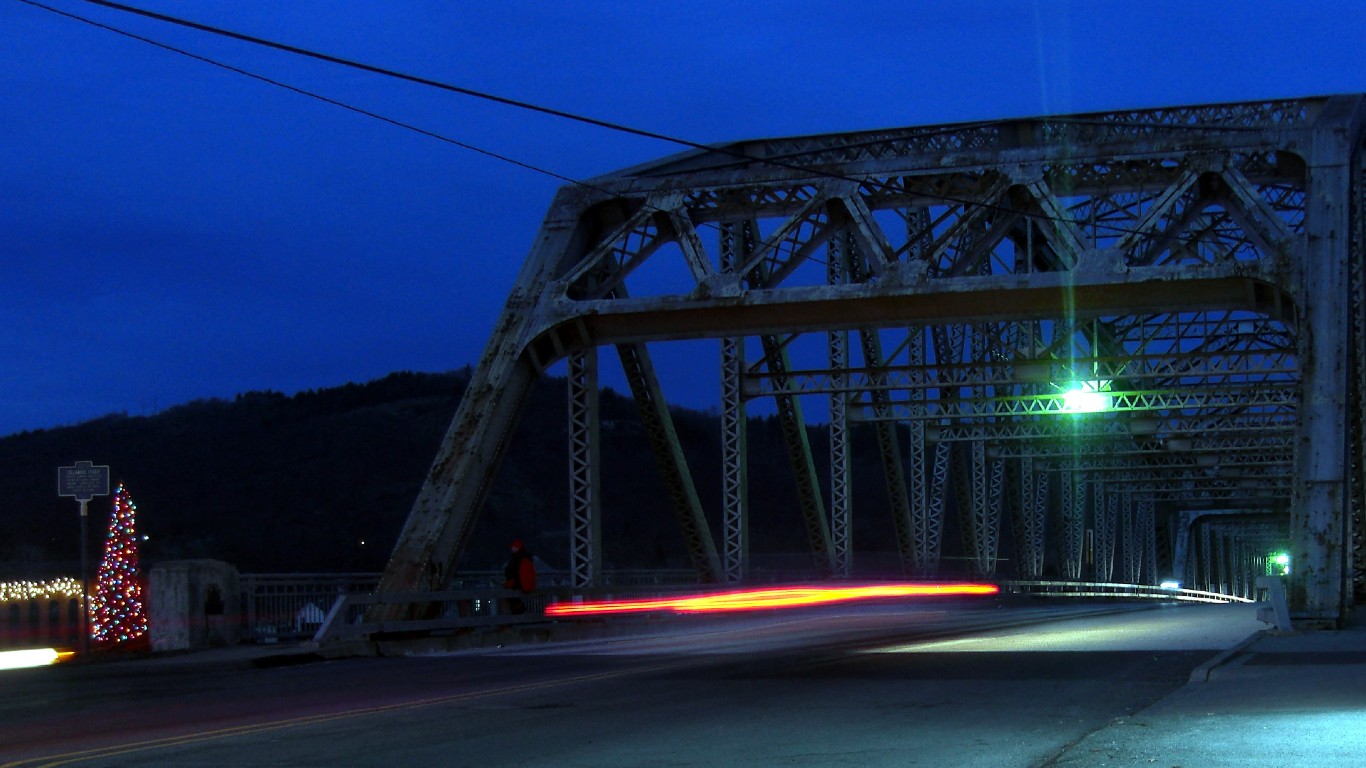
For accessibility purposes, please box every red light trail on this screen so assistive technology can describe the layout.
[545,582,999,617]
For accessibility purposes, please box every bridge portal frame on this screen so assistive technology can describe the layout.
[376,94,1366,627]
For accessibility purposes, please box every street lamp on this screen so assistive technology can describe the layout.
[1061,380,1112,414]
[1270,551,1291,576]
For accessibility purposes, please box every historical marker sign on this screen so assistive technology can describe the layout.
[58,460,110,503]
[58,460,110,656]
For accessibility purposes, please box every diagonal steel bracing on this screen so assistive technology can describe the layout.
[375,94,1366,628]
[616,342,724,582]
[758,335,836,575]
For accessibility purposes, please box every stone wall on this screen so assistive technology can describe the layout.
[148,560,240,652]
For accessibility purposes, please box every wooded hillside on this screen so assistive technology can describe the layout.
[0,370,918,579]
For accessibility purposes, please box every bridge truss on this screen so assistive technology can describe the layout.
[378,94,1365,627]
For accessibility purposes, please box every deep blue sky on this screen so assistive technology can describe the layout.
[2,0,1363,437]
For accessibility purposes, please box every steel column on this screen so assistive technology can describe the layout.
[567,349,601,587]
[1289,102,1358,624]
[1121,493,1139,583]
[828,236,852,578]
[720,225,749,583]
[1094,485,1117,582]
[1058,471,1080,580]
[1139,496,1157,585]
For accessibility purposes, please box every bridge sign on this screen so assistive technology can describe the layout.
[57,460,110,657]
[58,461,110,503]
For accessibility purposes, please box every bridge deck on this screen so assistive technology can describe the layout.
[2,601,1361,767]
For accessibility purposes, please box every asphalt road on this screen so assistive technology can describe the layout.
[0,599,1265,767]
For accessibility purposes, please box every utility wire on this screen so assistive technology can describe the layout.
[72,0,720,156]
[39,0,1223,245]
[19,0,798,267]
[16,0,586,190]
[60,0,1163,238]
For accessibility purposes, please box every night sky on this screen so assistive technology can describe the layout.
[3,0,1363,437]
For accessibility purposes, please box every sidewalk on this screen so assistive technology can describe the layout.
[1053,609,1366,766]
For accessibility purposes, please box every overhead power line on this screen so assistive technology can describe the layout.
[73,0,719,156]
[37,0,1190,239]
[25,0,795,260]
[16,0,591,188]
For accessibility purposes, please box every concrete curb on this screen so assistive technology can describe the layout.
[1187,628,1265,682]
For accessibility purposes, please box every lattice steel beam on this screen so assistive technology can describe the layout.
[1011,457,1048,578]
[567,350,601,587]
[744,347,1299,399]
[827,238,852,578]
[848,385,1297,420]
[720,226,749,584]
[375,94,1365,631]
[909,327,951,575]
[1094,486,1118,581]
[1139,496,1158,585]
[1061,471,1085,580]
[900,416,1296,441]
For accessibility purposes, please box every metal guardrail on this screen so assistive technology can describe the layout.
[309,578,757,646]
[240,573,382,643]
[311,588,559,644]
[243,570,706,644]
[1000,580,1254,604]
[253,574,1261,647]
[7,572,1264,650]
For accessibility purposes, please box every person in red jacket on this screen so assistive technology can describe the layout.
[502,539,537,614]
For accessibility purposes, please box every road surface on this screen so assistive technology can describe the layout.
[0,599,1265,767]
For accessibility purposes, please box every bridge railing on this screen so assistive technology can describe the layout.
[308,576,769,646]
[310,588,566,645]
[239,573,383,643]
[250,574,1260,646]
[7,574,1258,649]
[240,570,708,643]
[1000,580,1254,604]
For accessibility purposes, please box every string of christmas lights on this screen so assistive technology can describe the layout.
[0,577,84,603]
[90,484,149,644]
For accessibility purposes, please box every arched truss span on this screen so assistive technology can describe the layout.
[377,94,1366,627]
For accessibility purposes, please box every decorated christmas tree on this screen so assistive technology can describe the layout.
[91,484,149,645]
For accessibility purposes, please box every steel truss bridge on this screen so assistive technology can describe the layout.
[377,94,1366,628]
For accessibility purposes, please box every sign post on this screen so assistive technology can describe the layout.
[58,461,110,656]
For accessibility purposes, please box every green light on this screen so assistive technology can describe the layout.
[1270,551,1291,576]
[1061,380,1112,414]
